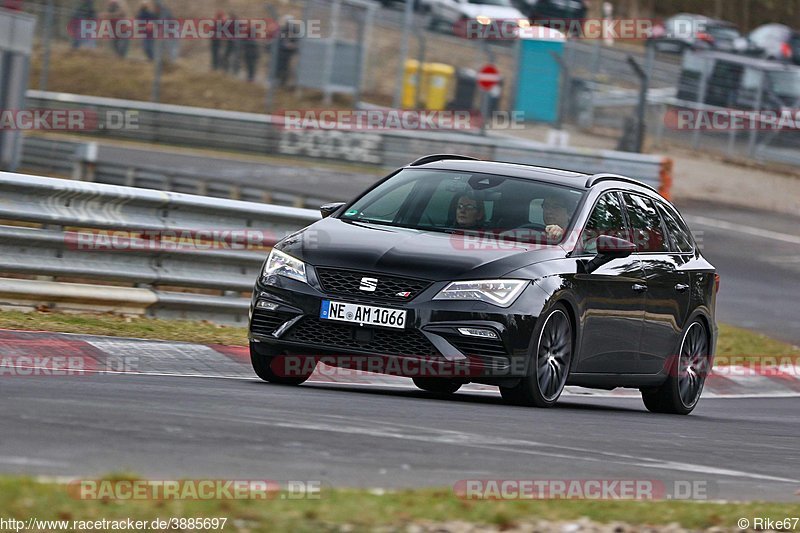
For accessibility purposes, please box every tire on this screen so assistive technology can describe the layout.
[413,377,462,394]
[499,303,573,408]
[250,342,313,385]
[641,320,710,415]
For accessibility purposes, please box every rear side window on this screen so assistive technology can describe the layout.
[622,193,669,252]
[579,192,627,254]
[658,203,695,253]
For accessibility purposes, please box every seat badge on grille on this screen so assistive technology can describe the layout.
[396,291,412,298]
[359,277,378,292]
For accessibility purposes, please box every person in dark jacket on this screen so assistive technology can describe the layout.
[136,1,156,61]
[102,0,130,58]
[210,10,226,70]
[70,0,97,49]
[276,15,300,87]
[241,21,260,82]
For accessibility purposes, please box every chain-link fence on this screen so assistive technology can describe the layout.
[561,45,800,167]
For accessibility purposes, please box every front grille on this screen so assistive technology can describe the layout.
[443,335,508,358]
[315,268,431,302]
[250,309,298,336]
[284,318,439,357]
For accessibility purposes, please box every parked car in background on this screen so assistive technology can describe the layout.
[748,23,800,65]
[428,0,527,37]
[512,0,587,30]
[649,14,753,55]
[677,51,800,108]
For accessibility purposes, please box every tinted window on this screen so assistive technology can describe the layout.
[579,192,627,254]
[706,61,743,107]
[658,203,694,253]
[342,169,586,243]
[622,193,668,252]
[352,178,416,223]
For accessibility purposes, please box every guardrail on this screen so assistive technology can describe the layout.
[0,171,319,323]
[24,91,673,198]
[20,136,336,209]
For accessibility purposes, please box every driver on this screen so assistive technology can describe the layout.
[542,193,571,241]
[454,193,485,229]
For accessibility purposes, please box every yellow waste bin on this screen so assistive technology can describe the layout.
[402,59,422,109]
[402,60,455,109]
[423,62,455,111]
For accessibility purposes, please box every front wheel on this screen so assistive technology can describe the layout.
[250,342,314,385]
[413,377,462,394]
[500,304,573,407]
[642,320,710,415]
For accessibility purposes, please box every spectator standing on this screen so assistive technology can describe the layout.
[136,1,156,61]
[102,0,130,58]
[71,0,97,50]
[223,11,242,75]
[276,15,300,87]
[210,10,226,70]
[155,1,179,63]
[241,21,260,82]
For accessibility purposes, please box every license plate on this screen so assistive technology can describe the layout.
[320,300,407,329]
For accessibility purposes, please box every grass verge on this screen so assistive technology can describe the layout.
[2,477,799,532]
[0,310,798,364]
[0,309,248,347]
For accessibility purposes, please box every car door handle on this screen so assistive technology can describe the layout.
[632,284,648,293]
[675,283,690,292]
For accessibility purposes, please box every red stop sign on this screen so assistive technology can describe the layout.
[477,64,500,92]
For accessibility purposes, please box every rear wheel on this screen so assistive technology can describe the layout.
[250,342,313,385]
[642,320,710,415]
[500,304,573,408]
[413,377,462,394]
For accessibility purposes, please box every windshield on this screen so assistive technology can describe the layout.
[708,25,741,41]
[467,0,512,6]
[767,70,800,101]
[339,169,586,244]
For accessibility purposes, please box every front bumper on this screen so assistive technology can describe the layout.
[248,267,548,380]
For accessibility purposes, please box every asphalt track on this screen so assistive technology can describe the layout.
[1,372,798,501]
[5,147,800,501]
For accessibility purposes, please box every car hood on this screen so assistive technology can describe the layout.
[276,218,565,281]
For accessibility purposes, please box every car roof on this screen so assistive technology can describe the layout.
[666,13,735,27]
[688,50,800,71]
[403,158,659,195]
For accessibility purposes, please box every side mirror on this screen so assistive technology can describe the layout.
[320,202,346,219]
[596,235,636,258]
[583,236,637,274]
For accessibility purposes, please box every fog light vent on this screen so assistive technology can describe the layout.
[457,327,498,339]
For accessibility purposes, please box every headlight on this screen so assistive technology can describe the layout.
[476,15,491,25]
[433,279,528,307]
[263,249,307,283]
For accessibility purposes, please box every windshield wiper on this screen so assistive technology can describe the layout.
[343,218,405,229]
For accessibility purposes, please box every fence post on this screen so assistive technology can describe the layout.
[73,142,98,182]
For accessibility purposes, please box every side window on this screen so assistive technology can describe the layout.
[658,203,694,253]
[580,192,627,254]
[622,193,669,253]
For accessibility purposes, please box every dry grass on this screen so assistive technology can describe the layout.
[30,0,517,110]
[28,43,364,113]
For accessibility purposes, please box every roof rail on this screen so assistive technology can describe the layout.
[409,154,480,166]
[585,174,660,194]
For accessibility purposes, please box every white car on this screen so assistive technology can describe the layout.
[428,0,527,38]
